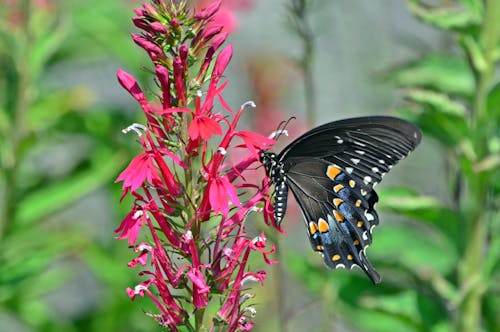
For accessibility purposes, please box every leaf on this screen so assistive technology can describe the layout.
[473,153,500,172]
[459,35,487,73]
[14,149,127,225]
[398,105,469,147]
[0,226,82,296]
[408,0,480,31]
[384,55,474,97]
[487,81,500,119]
[378,187,461,242]
[458,0,484,20]
[402,88,467,116]
[371,223,458,276]
[416,291,449,329]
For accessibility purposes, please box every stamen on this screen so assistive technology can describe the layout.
[137,243,153,252]
[242,100,256,109]
[133,210,144,219]
[240,293,255,303]
[122,123,147,137]
[269,129,289,139]
[240,275,260,286]
[243,307,257,317]
[133,284,148,294]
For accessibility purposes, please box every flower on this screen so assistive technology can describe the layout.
[116,1,274,330]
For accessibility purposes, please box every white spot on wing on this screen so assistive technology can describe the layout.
[363,176,372,184]
[351,158,360,165]
[365,212,374,221]
[335,264,346,269]
[355,150,365,155]
[346,167,354,174]
[354,141,366,147]
[371,167,379,173]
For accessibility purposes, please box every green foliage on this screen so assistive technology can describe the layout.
[286,1,500,331]
[0,1,156,331]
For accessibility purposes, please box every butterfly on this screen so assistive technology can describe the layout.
[260,116,422,284]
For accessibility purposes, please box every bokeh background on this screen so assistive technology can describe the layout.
[1,1,498,331]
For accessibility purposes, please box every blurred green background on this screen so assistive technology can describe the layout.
[1,1,498,331]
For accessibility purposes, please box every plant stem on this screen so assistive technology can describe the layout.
[290,0,317,125]
[458,1,500,331]
[274,242,289,332]
[1,1,32,239]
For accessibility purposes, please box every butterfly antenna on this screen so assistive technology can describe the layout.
[271,116,296,141]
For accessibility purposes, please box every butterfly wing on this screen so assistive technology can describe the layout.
[277,116,422,283]
[278,116,422,191]
[284,158,381,283]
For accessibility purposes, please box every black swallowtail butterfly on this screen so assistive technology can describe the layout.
[260,116,422,284]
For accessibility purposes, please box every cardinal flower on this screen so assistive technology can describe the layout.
[115,1,275,331]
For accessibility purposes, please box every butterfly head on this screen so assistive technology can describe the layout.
[260,150,278,179]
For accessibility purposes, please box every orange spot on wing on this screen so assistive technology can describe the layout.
[318,218,329,233]
[347,254,353,260]
[333,210,345,222]
[353,239,360,246]
[333,184,344,193]
[357,221,363,228]
[309,222,318,235]
[349,180,356,188]
[333,198,343,207]
[316,245,324,251]
[355,200,362,207]
[332,254,341,261]
[326,165,342,180]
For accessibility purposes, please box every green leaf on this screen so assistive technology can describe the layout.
[14,148,127,225]
[460,35,487,73]
[398,105,469,147]
[371,223,458,275]
[29,17,69,82]
[384,55,474,97]
[473,153,500,172]
[378,187,461,242]
[458,0,484,19]
[487,81,500,120]
[408,0,480,31]
[402,88,467,116]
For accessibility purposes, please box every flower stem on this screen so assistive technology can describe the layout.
[1,2,32,239]
[289,0,317,125]
[274,242,289,332]
[458,1,500,331]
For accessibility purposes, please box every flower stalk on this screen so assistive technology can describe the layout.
[115,1,277,331]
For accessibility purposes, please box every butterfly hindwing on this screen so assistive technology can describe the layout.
[284,159,381,283]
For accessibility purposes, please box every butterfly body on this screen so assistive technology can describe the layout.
[261,116,422,284]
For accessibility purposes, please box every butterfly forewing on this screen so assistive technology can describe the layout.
[278,116,422,190]
[263,116,422,284]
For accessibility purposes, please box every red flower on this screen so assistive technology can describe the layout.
[116,152,161,193]
[115,208,146,245]
[233,130,275,157]
[209,175,240,217]
[117,1,274,330]
[188,113,222,140]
